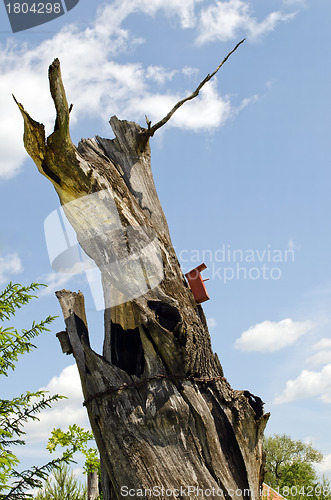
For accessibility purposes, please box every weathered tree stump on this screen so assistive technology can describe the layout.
[15,46,269,499]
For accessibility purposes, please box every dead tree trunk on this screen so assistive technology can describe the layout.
[15,43,269,500]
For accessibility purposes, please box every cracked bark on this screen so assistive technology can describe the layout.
[15,46,269,500]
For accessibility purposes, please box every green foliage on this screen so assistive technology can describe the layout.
[34,463,86,500]
[264,434,329,500]
[47,425,99,475]
[0,283,54,376]
[0,283,69,499]
[4,460,69,500]
[313,477,331,500]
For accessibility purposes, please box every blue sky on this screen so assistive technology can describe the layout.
[1,0,331,482]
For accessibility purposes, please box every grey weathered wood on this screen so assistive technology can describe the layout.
[15,52,269,500]
[55,330,73,355]
[88,470,99,500]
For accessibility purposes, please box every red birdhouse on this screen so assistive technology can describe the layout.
[185,263,210,304]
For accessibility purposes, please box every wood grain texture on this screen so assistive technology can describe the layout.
[16,57,269,500]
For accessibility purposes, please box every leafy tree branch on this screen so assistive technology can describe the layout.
[0,283,69,499]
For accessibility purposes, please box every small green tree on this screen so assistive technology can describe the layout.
[46,425,99,476]
[45,425,100,500]
[0,282,69,499]
[34,463,86,500]
[313,477,331,500]
[264,434,328,500]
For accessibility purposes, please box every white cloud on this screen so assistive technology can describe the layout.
[232,94,259,115]
[44,364,84,400]
[207,317,217,328]
[0,253,23,284]
[145,66,178,85]
[196,0,296,45]
[126,79,232,130]
[0,0,301,178]
[38,271,77,297]
[182,66,200,79]
[273,363,331,404]
[0,106,26,178]
[313,338,331,350]
[24,364,88,443]
[234,318,314,352]
[307,337,331,367]
[104,0,203,30]
[0,5,228,178]
[315,453,331,477]
[308,350,331,367]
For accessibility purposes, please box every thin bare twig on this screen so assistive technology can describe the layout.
[143,38,245,138]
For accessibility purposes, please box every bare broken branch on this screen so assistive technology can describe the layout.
[142,38,245,138]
